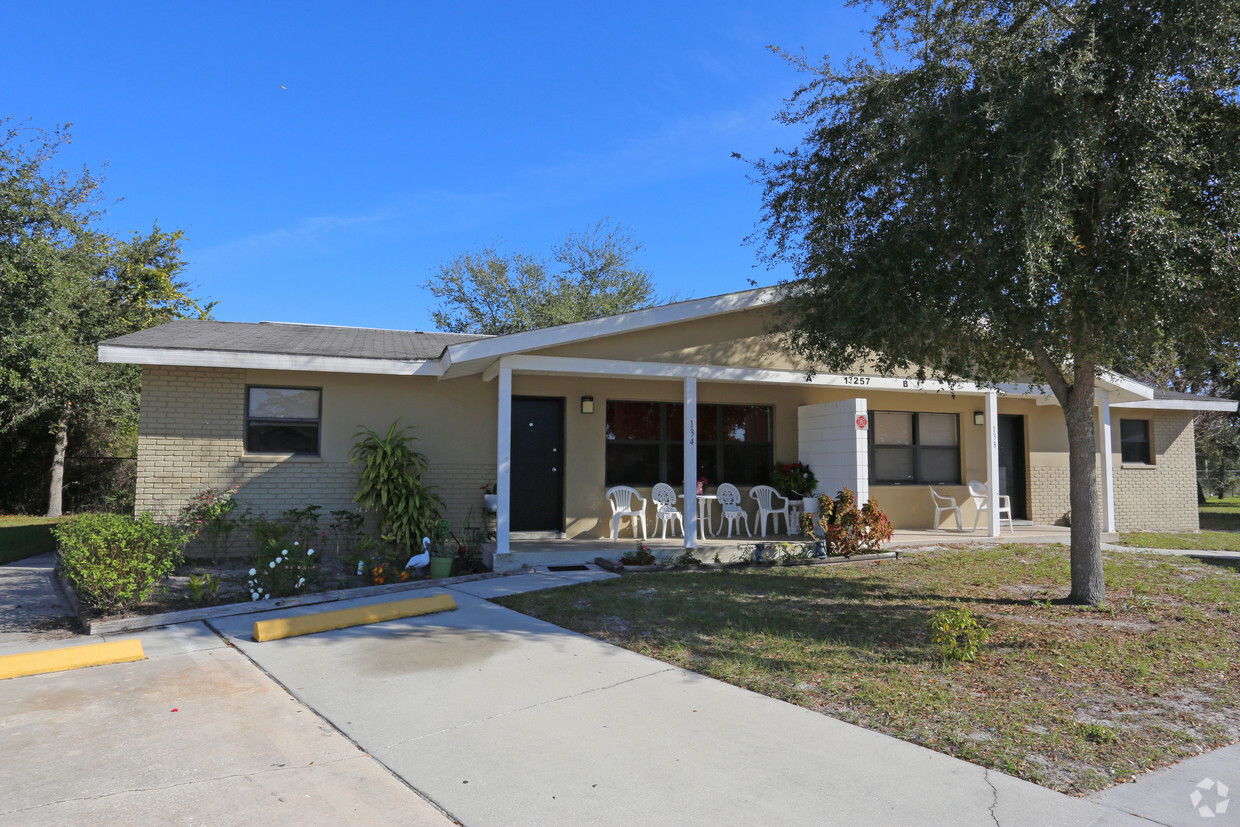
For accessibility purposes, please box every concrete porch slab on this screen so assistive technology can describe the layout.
[488,524,1085,571]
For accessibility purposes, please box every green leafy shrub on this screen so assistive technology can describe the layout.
[1080,723,1119,744]
[54,513,187,613]
[246,541,320,600]
[800,488,895,556]
[178,486,240,562]
[929,606,989,662]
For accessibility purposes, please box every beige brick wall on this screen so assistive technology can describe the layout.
[1027,410,1198,532]
[136,366,496,554]
[1113,411,1198,532]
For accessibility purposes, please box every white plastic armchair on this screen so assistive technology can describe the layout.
[749,485,791,537]
[715,483,751,539]
[968,480,1013,532]
[929,487,963,532]
[606,485,648,541]
[650,483,684,539]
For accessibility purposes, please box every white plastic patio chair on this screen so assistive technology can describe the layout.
[968,480,1014,532]
[716,483,751,538]
[651,483,684,539]
[929,487,963,532]
[605,485,648,541]
[749,485,791,537]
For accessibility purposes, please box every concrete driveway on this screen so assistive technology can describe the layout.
[208,574,1139,826]
[0,622,450,825]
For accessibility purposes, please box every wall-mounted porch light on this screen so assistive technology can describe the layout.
[581,396,595,414]
[973,410,985,426]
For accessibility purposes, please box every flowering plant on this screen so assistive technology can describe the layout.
[480,482,497,495]
[770,462,818,498]
[370,561,418,585]
[620,542,656,566]
[246,540,320,600]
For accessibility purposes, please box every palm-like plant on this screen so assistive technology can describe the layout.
[349,421,442,553]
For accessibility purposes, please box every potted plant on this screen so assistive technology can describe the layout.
[481,482,498,513]
[429,519,456,578]
[771,462,818,511]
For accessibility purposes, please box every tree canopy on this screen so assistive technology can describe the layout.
[752,0,1240,604]
[0,120,209,515]
[425,219,669,335]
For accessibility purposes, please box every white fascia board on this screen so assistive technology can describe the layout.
[1112,398,1239,412]
[97,345,443,376]
[1097,370,1155,403]
[484,355,1000,394]
[439,286,781,377]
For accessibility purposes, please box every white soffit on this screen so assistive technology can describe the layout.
[97,345,443,376]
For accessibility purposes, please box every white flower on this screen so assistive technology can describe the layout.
[269,561,276,569]
[249,568,257,576]
[251,592,259,601]
[263,594,271,600]
[293,541,299,546]
[307,548,315,556]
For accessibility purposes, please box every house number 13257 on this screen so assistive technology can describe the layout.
[843,376,870,385]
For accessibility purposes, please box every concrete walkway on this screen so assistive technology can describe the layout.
[1102,541,1240,561]
[209,572,1139,826]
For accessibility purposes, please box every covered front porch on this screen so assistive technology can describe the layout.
[485,522,1086,572]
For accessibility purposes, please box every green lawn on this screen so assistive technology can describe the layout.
[497,545,1240,794]
[1120,530,1240,551]
[1200,495,1240,531]
[0,516,72,565]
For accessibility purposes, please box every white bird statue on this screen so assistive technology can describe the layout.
[405,537,431,573]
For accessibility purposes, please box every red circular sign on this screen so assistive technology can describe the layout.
[856,414,869,430]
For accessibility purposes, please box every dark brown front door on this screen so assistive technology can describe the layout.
[510,397,565,532]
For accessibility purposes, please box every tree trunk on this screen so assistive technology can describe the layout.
[46,417,68,518]
[1063,363,1105,605]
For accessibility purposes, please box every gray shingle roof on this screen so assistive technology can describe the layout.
[1154,388,1234,403]
[101,319,489,361]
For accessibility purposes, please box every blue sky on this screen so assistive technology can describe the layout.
[7,1,874,330]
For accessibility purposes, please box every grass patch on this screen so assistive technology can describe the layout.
[1119,531,1240,552]
[0,516,73,565]
[497,545,1240,794]
[1200,496,1240,531]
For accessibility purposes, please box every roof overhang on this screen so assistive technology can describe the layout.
[437,286,782,379]
[1112,397,1239,412]
[97,345,443,376]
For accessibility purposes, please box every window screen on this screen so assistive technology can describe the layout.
[605,401,772,486]
[246,387,321,455]
[1119,419,1152,464]
[870,411,960,484]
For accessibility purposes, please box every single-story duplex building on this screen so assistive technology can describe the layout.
[99,286,1237,565]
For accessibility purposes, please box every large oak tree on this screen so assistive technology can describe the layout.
[0,121,209,516]
[752,0,1240,604]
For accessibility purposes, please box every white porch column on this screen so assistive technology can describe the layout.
[1097,390,1116,533]
[683,377,698,548]
[496,366,512,557]
[985,390,1000,537]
